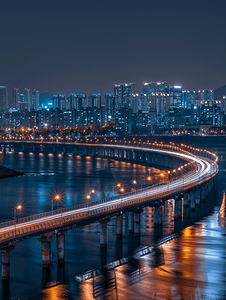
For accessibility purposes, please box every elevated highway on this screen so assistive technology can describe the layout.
[0,140,218,279]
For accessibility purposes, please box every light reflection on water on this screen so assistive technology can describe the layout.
[0,152,225,299]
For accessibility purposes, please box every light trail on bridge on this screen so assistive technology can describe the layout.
[0,146,217,239]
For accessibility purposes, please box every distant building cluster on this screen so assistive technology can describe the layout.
[0,82,226,133]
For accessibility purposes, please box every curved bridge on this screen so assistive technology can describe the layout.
[0,140,218,279]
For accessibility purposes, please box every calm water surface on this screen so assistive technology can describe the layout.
[0,152,225,299]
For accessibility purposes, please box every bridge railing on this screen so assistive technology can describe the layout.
[0,165,218,244]
[0,156,217,230]
[0,138,218,163]
[0,140,218,229]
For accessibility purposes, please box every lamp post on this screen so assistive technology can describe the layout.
[14,205,22,219]
[132,180,137,192]
[52,194,60,214]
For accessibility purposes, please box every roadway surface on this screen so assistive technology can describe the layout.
[0,145,218,248]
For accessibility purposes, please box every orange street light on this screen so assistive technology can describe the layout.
[14,204,22,219]
[55,194,60,200]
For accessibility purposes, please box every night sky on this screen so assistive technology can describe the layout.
[0,0,226,96]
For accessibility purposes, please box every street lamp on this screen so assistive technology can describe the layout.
[52,194,61,214]
[14,205,22,219]
[131,180,137,192]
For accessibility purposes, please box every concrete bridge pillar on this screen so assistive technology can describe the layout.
[99,148,103,157]
[154,205,162,226]
[195,189,201,206]
[31,145,35,153]
[205,182,211,198]
[83,147,87,156]
[90,148,95,157]
[134,209,143,236]
[62,147,67,155]
[190,190,196,211]
[138,151,143,163]
[52,146,56,154]
[38,234,54,267]
[73,147,77,156]
[133,151,138,161]
[210,179,214,191]
[174,197,182,220]
[161,155,165,166]
[126,150,132,161]
[117,215,123,238]
[147,153,152,165]
[201,185,206,202]
[100,219,110,247]
[128,212,134,233]
[110,149,114,158]
[164,156,169,168]
[57,230,67,263]
[183,193,189,207]
[0,246,14,280]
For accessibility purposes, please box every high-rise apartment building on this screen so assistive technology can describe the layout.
[18,93,29,111]
[143,82,156,95]
[69,94,87,110]
[91,93,101,108]
[12,87,20,109]
[182,90,195,109]
[142,81,169,114]
[222,95,226,113]
[53,94,66,110]
[143,81,168,95]
[196,89,213,106]
[105,93,115,119]
[0,86,8,112]
[132,93,149,113]
[30,90,39,111]
[169,86,183,109]
[114,83,135,108]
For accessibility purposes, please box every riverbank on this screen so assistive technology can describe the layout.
[0,165,23,179]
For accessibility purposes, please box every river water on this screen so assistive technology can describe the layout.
[0,151,225,299]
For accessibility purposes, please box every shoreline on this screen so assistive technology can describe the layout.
[0,165,24,179]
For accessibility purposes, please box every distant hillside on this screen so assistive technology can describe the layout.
[214,85,226,100]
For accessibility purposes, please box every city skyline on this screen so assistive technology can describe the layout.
[1,0,226,97]
[0,1,226,299]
